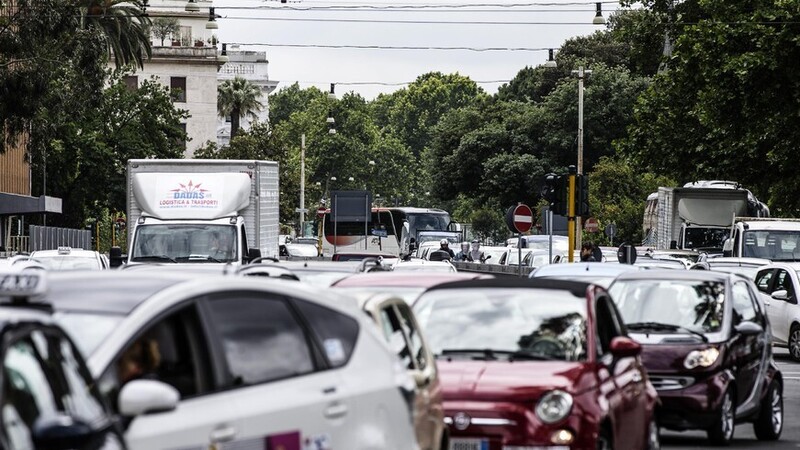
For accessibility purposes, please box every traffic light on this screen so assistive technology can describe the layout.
[540,173,557,203]
[576,174,590,216]
[552,175,569,216]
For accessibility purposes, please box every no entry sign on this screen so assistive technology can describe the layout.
[506,204,534,234]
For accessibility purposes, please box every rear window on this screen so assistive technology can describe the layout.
[294,299,359,368]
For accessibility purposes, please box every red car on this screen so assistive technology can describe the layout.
[413,278,660,450]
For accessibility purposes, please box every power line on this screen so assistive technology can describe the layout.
[228,42,552,51]
[291,79,511,86]
[219,16,604,25]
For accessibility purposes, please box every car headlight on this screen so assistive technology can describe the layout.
[684,347,720,369]
[535,390,573,424]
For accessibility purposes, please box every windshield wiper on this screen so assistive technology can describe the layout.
[131,255,177,263]
[626,322,709,343]
[437,349,556,361]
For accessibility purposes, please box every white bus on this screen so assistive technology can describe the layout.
[320,207,452,257]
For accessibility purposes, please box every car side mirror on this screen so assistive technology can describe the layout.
[109,246,124,268]
[247,248,262,263]
[609,336,642,358]
[119,379,180,417]
[734,321,763,337]
[32,414,96,450]
[484,255,492,262]
[412,370,431,388]
[722,238,733,258]
[771,290,789,301]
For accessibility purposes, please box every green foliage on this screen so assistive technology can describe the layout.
[470,208,509,244]
[619,0,800,214]
[151,17,180,46]
[218,77,265,140]
[586,157,676,245]
[81,0,152,69]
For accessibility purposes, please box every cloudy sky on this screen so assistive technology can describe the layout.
[213,0,622,99]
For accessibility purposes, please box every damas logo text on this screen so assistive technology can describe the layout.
[159,180,219,209]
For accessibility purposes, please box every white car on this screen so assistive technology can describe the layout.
[43,271,418,450]
[754,263,800,361]
[393,260,457,273]
[31,246,109,270]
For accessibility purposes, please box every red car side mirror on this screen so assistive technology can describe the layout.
[609,336,642,358]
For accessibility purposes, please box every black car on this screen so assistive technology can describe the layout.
[609,270,783,445]
[0,271,126,450]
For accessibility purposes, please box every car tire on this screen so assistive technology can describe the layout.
[707,389,735,446]
[789,324,800,362]
[597,427,613,450]
[646,415,661,450]
[753,380,783,441]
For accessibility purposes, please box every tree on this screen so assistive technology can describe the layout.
[81,0,152,68]
[151,16,179,46]
[218,76,265,140]
[619,0,800,214]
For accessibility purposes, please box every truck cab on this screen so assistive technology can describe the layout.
[723,218,800,261]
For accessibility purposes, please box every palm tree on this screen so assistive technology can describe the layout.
[81,0,152,68]
[218,77,265,140]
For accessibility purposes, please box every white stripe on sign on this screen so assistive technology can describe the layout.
[513,215,533,223]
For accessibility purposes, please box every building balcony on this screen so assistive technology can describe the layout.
[150,46,222,65]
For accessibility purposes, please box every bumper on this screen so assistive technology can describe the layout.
[652,370,730,430]
[443,400,598,450]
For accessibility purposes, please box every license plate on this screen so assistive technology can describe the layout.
[449,438,489,450]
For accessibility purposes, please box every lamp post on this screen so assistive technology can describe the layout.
[571,66,592,251]
[298,133,306,235]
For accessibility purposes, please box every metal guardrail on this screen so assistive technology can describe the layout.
[452,261,534,277]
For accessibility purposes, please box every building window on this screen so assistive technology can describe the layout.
[179,26,192,46]
[123,76,138,90]
[178,123,187,151]
[170,77,186,103]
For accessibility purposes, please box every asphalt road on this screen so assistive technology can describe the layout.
[663,347,800,449]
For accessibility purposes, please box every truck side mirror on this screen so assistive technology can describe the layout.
[247,248,262,263]
[722,238,733,258]
[109,246,124,268]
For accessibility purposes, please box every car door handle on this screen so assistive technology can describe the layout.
[324,402,349,419]
[210,425,237,444]
[323,386,337,395]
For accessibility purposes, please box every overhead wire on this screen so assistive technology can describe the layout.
[227,42,552,51]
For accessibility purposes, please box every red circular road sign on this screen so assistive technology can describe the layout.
[510,204,534,233]
[585,217,599,233]
[316,207,327,219]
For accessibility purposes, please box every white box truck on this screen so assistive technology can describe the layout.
[124,159,279,265]
[643,181,769,251]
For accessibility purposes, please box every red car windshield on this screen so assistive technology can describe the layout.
[413,288,588,361]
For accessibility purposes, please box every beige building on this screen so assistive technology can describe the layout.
[217,48,279,146]
[125,0,224,157]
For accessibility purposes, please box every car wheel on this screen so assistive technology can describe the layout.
[707,389,735,445]
[789,324,800,362]
[753,380,783,440]
[646,415,661,450]
[597,427,613,450]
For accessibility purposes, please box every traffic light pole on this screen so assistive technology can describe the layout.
[567,166,577,262]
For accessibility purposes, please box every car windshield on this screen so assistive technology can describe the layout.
[609,280,725,333]
[53,311,124,355]
[413,288,588,361]
[32,256,101,271]
[131,224,237,262]
[742,230,800,261]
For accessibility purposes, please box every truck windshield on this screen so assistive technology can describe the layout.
[742,230,800,261]
[683,227,730,250]
[131,224,237,263]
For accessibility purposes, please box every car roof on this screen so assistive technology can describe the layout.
[425,277,592,297]
[706,257,772,267]
[614,269,733,283]
[31,249,99,257]
[531,263,644,278]
[271,261,366,272]
[332,271,488,288]
[44,272,196,314]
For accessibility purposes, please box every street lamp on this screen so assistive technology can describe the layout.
[544,49,557,68]
[206,7,219,29]
[327,83,337,134]
[571,66,592,250]
[592,2,606,25]
[184,0,200,12]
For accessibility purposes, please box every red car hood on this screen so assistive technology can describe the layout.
[439,360,597,402]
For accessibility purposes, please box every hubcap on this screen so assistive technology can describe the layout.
[791,330,800,358]
[721,392,734,440]
[771,386,783,433]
